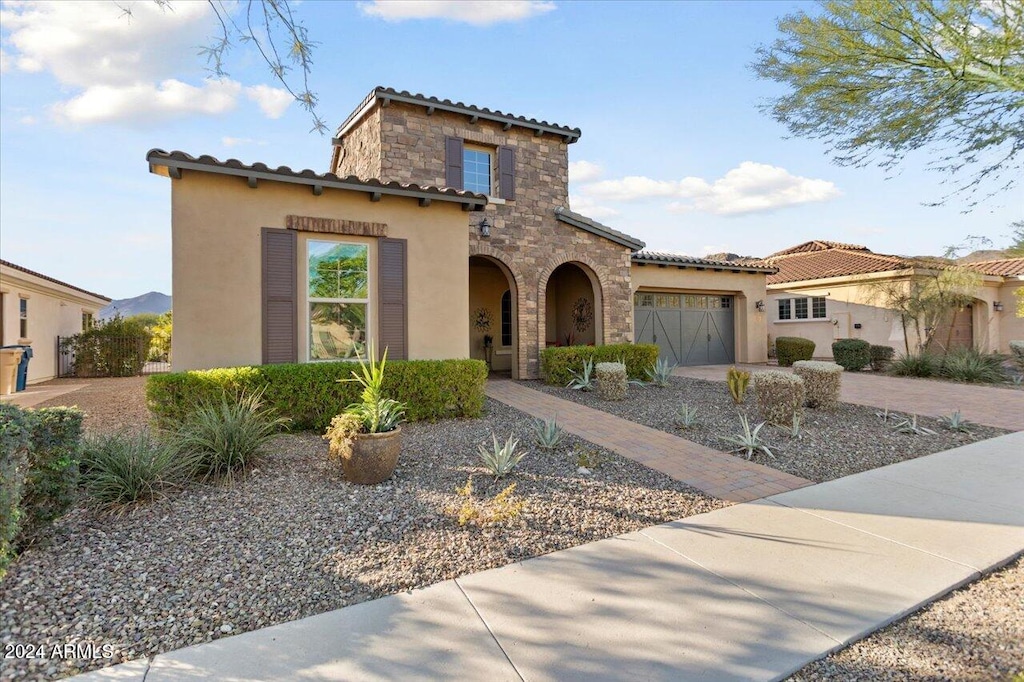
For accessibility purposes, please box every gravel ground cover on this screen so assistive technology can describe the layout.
[0,399,723,681]
[33,377,150,434]
[527,377,1008,482]
[791,556,1024,681]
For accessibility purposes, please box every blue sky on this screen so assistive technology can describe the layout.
[1,0,1020,299]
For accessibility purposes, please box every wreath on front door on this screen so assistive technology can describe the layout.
[571,296,593,333]
[473,307,493,332]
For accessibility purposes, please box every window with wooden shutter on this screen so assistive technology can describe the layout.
[498,146,515,200]
[445,136,464,190]
[378,238,408,360]
[262,228,297,364]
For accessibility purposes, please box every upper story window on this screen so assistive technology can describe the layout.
[777,296,827,321]
[463,148,492,195]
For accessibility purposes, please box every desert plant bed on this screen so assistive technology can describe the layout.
[526,377,1008,483]
[0,399,722,681]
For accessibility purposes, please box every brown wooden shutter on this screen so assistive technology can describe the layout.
[378,238,408,360]
[262,227,297,364]
[498,145,515,200]
[445,136,464,189]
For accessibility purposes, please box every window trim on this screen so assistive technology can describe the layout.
[777,296,828,322]
[304,237,373,362]
[462,145,493,196]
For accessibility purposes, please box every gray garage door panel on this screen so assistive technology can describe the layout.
[635,293,734,367]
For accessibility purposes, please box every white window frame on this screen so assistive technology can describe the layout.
[777,296,828,322]
[305,239,372,362]
[462,144,493,196]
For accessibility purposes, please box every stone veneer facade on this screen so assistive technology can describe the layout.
[334,100,635,379]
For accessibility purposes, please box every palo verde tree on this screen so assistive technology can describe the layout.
[753,0,1024,207]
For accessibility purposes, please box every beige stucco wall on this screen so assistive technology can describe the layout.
[170,171,470,371]
[546,264,598,346]
[0,265,106,383]
[629,264,769,363]
[970,277,1023,354]
[468,259,513,372]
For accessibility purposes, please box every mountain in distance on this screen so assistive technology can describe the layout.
[99,291,171,320]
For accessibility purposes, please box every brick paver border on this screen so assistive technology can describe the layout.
[485,379,812,503]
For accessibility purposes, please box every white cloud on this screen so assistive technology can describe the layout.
[569,194,619,220]
[51,78,242,124]
[358,0,556,25]
[222,136,268,147]
[0,49,10,74]
[246,85,292,119]
[1,1,290,124]
[568,160,603,183]
[19,115,36,125]
[580,162,840,215]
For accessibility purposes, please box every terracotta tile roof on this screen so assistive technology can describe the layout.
[336,87,582,142]
[554,207,645,251]
[765,243,912,285]
[963,257,1024,277]
[767,240,871,257]
[0,259,111,303]
[146,149,488,208]
[632,250,777,273]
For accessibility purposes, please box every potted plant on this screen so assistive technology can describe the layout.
[323,345,406,484]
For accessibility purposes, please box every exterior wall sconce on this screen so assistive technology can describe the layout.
[993,301,1004,312]
[477,217,491,238]
[755,300,765,312]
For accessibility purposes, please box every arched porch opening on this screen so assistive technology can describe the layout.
[544,262,602,347]
[469,255,519,378]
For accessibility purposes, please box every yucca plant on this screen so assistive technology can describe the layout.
[478,433,526,479]
[938,410,972,433]
[566,358,595,391]
[674,403,699,429]
[719,416,775,460]
[888,352,938,377]
[342,345,407,433]
[726,366,751,404]
[938,348,1006,384]
[645,358,676,387]
[80,431,196,511]
[171,389,288,483]
[532,417,565,450]
[790,413,803,439]
[890,415,938,436]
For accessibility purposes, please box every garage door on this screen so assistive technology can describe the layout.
[634,292,735,366]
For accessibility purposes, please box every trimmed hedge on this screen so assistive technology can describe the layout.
[541,344,659,386]
[831,339,871,372]
[870,344,895,372]
[147,359,489,431]
[1,404,31,579]
[775,337,815,367]
[752,371,805,427]
[793,360,842,410]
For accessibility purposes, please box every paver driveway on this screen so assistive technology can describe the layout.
[675,365,1024,431]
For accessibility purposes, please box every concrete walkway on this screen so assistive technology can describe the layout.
[74,431,1024,682]
[0,382,86,408]
[675,364,1024,431]
[486,379,812,503]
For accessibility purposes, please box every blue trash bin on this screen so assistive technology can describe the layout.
[3,345,33,392]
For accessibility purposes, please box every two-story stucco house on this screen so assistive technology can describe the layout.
[150,87,775,376]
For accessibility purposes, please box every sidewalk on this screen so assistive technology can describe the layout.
[486,379,811,503]
[0,382,86,408]
[74,431,1024,682]
[675,364,1024,432]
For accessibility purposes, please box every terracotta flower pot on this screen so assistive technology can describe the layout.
[341,426,402,485]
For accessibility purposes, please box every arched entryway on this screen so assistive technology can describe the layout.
[544,262,602,347]
[469,255,518,377]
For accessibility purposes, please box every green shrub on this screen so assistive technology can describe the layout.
[889,352,939,377]
[793,361,843,409]
[595,362,627,401]
[541,344,659,385]
[80,432,194,511]
[0,404,31,579]
[775,337,815,367]
[170,391,288,483]
[62,314,151,377]
[148,359,488,431]
[870,345,895,372]
[831,339,871,371]
[19,407,83,548]
[753,371,805,426]
[938,347,1006,384]
[1008,340,1024,372]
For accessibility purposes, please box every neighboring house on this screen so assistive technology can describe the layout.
[962,257,1024,350]
[762,240,1022,358]
[152,87,775,376]
[0,260,111,384]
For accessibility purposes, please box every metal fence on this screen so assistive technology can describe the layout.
[57,336,171,378]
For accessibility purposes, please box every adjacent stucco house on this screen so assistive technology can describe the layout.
[152,87,774,376]
[0,260,111,384]
[763,241,1023,357]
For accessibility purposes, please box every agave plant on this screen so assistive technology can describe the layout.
[533,417,565,450]
[566,358,595,391]
[719,416,775,460]
[478,433,527,479]
[890,415,938,436]
[645,358,676,387]
[938,410,972,433]
[674,403,699,429]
